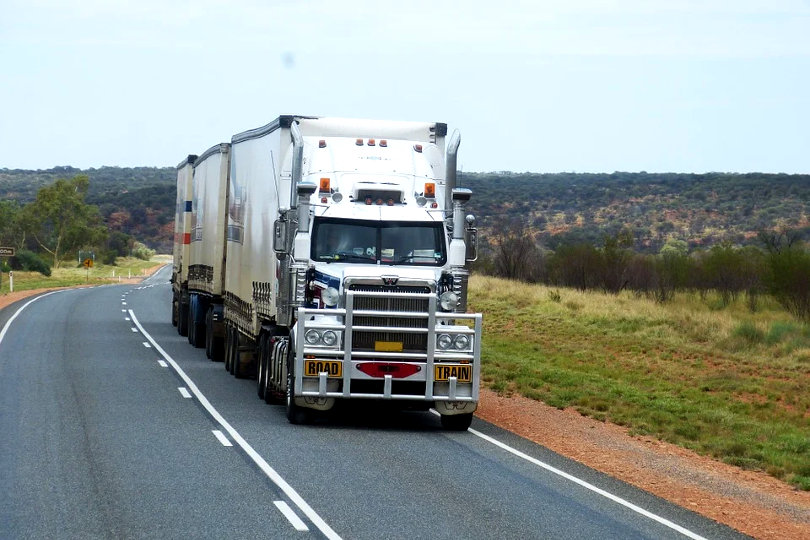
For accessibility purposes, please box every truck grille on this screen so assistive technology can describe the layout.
[348,285,431,352]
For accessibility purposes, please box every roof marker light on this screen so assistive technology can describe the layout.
[356,138,363,146]
[319,140,326,148]
[380,140,388,147]
[413,144,423,153]
[376,198,383,205]
[387,199,394,206]
[365,197,373,205]
[368,138,376,146]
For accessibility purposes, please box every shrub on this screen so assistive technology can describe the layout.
[131,242,155,261]
[765,247,810,322]
[732,321,765,344]
[10,250,51,276]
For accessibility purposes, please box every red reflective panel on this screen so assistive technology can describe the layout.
[357,363,421,378]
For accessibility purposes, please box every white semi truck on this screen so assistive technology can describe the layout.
[173,115,481,429]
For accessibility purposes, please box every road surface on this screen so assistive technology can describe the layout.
[0,266,746,539]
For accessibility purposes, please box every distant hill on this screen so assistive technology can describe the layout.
[2,167,809,253]
[1,166,175,252]
[460,171,810,252]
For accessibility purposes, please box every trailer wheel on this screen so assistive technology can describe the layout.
[285,346,308,425]
[205,308,213,359]
[440,412,473,431]
[189,301,205,349]
[171,297,178,327]
[207,307,224,362]
[187,301,195,345]
[177,295,189,337]
[224,325,233,373]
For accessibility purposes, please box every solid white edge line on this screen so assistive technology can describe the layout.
[178,387,192,399]
[274,501,309,532]
[430,409,706,540]
[212,430,233,447]
[129,310,341,540]
[0,291,63,348]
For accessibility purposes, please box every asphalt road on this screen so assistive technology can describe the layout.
[0,266,749,539]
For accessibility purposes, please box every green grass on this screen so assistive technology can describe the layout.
[470,275,810,490]
[0,255,168,295]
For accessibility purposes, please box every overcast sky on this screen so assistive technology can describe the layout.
[1,0,808,173]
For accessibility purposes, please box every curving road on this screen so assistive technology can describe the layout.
[0,266,747,539]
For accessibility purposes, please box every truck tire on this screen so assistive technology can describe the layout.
[224,325,234,373]
[187,301,195,345]
[257,333,268,400]
[177,296,189,337]
[189,301,205,349]
[440,412,473,431]
[205,308,213,359]
[206,307,224,362]
[285,346,308,425]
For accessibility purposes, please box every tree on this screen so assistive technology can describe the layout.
[0,200,24,248]
[492,220,544,282]
[20,175,107,268]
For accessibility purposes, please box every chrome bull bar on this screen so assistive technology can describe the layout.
[293,289,482,402]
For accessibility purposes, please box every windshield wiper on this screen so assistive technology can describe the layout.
[324,251,375,262]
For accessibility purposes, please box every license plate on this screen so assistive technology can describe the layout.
[303,359,342,378]
[375,341,403,352]
[434,364,472,383]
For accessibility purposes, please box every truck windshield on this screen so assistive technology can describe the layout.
[312,218,447,266]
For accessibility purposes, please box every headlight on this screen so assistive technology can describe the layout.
[439,291,459,311]
[321,330,338,346]
[305,329,321,345]
[437,333,453,350]
[453,334,470,350]
[322,287,339,307]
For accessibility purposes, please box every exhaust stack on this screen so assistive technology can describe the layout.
[444,130,461,213]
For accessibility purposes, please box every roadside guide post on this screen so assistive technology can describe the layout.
[0,247,15,293]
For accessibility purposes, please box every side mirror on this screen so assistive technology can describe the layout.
[273,217,287,254]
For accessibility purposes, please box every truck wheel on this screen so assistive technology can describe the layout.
[205,309,213,359]
[257,334,268,400]
[189,302,205,349]
[233,331,248,380]
[187,301,195,345]
[224,326,233,373]
[207,308,224,362]
[177,296,189,337]
[440,413,473,431]
[285,347,308,425]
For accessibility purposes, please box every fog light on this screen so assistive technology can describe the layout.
[439,291,459,311]
[322,287,339,307]
[305,329,321,345]
[322,330,338,347]
[453,334,470,350]
[437,334,452,350]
